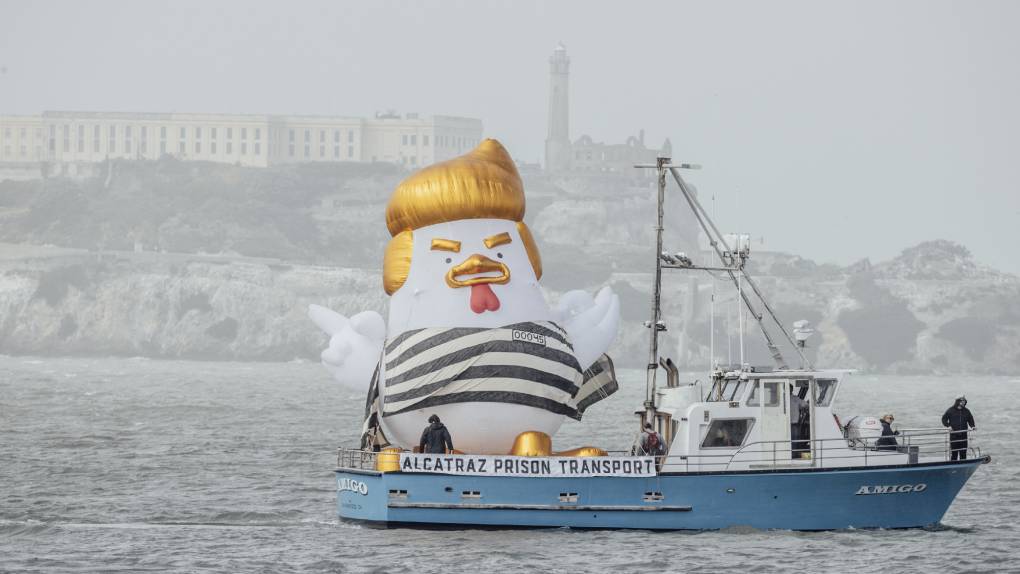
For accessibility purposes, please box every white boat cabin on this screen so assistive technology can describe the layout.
[649,368,936,472]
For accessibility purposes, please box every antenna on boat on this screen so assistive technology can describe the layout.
[709,259,715,368]
[726,296,732,366]
[709,195,718,369]
[737,273,745,366]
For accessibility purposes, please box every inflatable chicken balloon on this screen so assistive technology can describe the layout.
[310,139,620,454]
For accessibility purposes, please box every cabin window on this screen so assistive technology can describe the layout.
[791,380,810,408]
[701,418,753,448]
[726,381,747,401]
[708,378,747,402]
[746,381,782,407]
[815,379,838,406]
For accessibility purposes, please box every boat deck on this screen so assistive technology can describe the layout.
[338,427,983,475]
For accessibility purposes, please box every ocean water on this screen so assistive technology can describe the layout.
[0,356,1016,573]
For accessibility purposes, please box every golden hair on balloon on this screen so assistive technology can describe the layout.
[385,139,525,236]
[383,230,414,295]
[383,139,542,295]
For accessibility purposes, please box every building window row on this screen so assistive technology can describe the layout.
[0,124,263,143]
[29,123,267,156]
[285,127,355,159]
[0,144,43,158]
[435,135,476,149]
[4,121,464,165]
[0,127,47,160]
[400,134,434,147]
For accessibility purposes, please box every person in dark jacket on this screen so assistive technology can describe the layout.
[941,396,976,460]
[640,422,666,456]
[419,414,454,454]
[790,387,810,457]
[876,414,899,451]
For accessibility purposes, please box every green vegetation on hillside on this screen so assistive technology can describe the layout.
[0,157,403,265]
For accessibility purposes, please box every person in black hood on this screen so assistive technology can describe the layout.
[877,414,900,451]
[941,396,976,460]
[419,414,454,454]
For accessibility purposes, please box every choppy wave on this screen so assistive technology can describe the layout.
[0,356,1014,573]
[148,510,306,527]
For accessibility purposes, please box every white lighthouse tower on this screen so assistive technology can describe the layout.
[545,43,571,173]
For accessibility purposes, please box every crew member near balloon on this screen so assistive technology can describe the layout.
[419,414,454,454]
[310,139,620,454]
[942,396,976,461]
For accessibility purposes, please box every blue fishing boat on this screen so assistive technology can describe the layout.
[332,156,989,530]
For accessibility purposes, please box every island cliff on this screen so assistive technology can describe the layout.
[1,160,1016,373]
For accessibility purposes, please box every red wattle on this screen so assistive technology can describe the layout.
[470,284,501,313]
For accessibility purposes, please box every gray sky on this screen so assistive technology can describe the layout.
[2,0,1018,273]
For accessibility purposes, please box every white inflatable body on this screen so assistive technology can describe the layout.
[383,219,564,453]
[311,139,620,454]
[311,219,620,453]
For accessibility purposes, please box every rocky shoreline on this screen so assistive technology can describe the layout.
[1,240,1017,374]
[1,161,1016,374]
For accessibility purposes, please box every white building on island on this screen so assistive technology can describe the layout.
[0,110,483,179]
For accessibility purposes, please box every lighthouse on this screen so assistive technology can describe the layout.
[545,43,571,173]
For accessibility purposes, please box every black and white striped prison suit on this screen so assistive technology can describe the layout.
[360,321,617,449]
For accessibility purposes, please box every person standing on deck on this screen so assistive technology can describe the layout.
[790,386,810,458]
[419,414,454,454]
[941,397,976,460]
[640,422,666,457]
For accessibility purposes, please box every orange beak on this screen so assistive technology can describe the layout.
[445,254,510,288]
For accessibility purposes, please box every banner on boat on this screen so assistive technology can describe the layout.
[398,453,655,477]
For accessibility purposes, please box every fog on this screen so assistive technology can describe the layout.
[3,6,1017,568]
[2,0,1017,270]
[1,1,1019,372]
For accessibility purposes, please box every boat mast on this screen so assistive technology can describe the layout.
[643,156,669,426]
[638,155,813,427]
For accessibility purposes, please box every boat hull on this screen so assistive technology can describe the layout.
[336,457,987,530]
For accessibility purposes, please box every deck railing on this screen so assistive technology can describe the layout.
[658,427,981,472]
[336,447,380,471]
[336,428,980,473]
